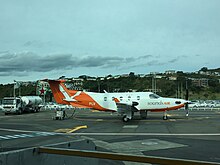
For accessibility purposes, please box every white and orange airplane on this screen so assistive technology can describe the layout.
[45,79,189,122]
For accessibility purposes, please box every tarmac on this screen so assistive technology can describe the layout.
[0,108,220,164]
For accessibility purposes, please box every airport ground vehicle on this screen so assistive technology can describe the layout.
[2,96,42,115]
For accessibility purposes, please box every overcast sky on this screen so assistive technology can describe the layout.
[0,0,220,84]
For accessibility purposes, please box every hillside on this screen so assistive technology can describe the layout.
[0,69,220,100]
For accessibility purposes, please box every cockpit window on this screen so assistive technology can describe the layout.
[149,94,160,99]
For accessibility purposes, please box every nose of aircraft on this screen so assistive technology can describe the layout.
[174,99,190,116]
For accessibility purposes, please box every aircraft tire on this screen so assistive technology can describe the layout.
[163,115,168,120]
[122,115,130,122]
[140,110,147,119]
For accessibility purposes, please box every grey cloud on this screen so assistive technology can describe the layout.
[0,52,143,75]
[120,59,166,70]
[168,58,179,63]
[167,55,190,63]
[78,56,124,67]
[0,51,176,76]
[0,71,28,77]
[0,52,74,73]
[0,51,9,54]
[181,55,188,58]
[138,55,153,59]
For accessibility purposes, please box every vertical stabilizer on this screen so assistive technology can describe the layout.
[46,80,76,105]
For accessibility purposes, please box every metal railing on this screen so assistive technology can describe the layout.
[36,147,220,165]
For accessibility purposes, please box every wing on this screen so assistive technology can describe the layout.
[116,102,139,117]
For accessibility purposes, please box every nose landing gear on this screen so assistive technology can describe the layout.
[163,110,168,120]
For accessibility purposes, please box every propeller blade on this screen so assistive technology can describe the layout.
[185,102,189,117]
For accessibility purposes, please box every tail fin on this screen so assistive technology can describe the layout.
[44,79,77,105]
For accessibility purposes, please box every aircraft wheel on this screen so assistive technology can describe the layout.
[140,110,147,119]
[163,115,168,120]
[122,115,130,122]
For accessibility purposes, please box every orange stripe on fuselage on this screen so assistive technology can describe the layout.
[149,104,185,112]
[71,91,107,111]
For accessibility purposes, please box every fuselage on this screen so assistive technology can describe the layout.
[70,91,186,112]
[46,79,187,113]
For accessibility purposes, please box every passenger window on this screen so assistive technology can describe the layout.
[112,97,115,101]
[128,96,131,101]
[104,97,107,101]
[120,96,123,101]
[137,96,140,100]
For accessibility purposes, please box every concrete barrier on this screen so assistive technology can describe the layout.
[0,138,98,165]
[1,137,219,165]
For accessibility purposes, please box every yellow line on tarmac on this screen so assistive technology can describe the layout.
[54,129,72,133]
[66,125,88,133]
[91,110,100,112]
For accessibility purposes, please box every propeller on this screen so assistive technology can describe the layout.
[185,102,189,117]
[185,86,189,117]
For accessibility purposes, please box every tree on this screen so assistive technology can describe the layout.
[129,72,135,77]
[200,67,208,72]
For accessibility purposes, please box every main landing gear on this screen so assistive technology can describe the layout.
[140,110,147,119]
[122,111,134,122]
[122,115,130,122]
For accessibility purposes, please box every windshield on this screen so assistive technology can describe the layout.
[149,93,160,99]
[2,99,15,105]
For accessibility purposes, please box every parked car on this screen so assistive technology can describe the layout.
[205,101,217,108]
[0,104,3,111]
[188,100,200,108]
[199,100,209,107]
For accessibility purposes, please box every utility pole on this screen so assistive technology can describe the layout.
[13,84,16,98]
[152,74,157,93]
[185,78,189,100]
[97,79,100,93]
[180,82,183,99]
[177,81,180,98]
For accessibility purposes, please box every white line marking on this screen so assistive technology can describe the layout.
[0,128,37,133]
[0,136,10,139]
[12,134,29,138]
[35,132,55,136]
[123,125,138,129]
[21,134,35,137]
[5,135,20,139]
